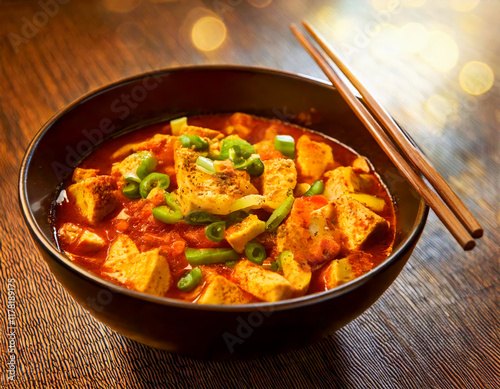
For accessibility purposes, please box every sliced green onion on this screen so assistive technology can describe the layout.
[185,211,222,225]
[152,193,182,223]
[229,145,245,164]
[152,205,183,224]
[278,250,293,265]
[122,182,141,199]
[136,154,158,180]
[139,172,170,198]
[196,156,215,175]
[179,134,209,151]
[225,260,239,268]
[269,262,279,271]
[274,135,295,158]
[225,210,249,227]
[177,267,202,292]
[233,155,265,177]
[265,195,294,232]
[304,180,325,197]
[185,248,239,266]
[218,139,255,160]
[229,194,264,212]
[205,221,226,242]
[171,116,187,135]
[245,241,266,265]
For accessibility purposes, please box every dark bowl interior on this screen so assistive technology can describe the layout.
[19,66,427,358]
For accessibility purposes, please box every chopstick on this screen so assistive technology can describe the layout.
[290,23,480,251]
[301,20,483,240]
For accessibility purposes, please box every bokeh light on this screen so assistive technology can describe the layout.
[400,23,429,53]
[424,94,457,131]
[370,0,400,12]
[459,61,495,95]
[450,0,479,12]
[247,0,272,8]
[421,31,459,72]
[369,24,402,59]
[103,0,141,13]
[191,16,227,51]
[401,0,426,6]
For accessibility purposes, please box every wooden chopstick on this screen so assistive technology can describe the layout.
[302,20,483,240]
[290,23,477,251]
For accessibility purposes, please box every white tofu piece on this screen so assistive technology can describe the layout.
[233,260,294,302]
[222,112,253,138]
[323,167,361,200]
[296,135,334,183]
[58,223,105,253]
[102,235,171,296]
[179,125,223,139]
[197,275,251,305]
[72,168,98,183]
[77,230,106,253]
[67,175,118,225]
[280,253,311,296]
[261,159,297,211]
[275,199,341,267]
[174,146,258,215]
[127,248,171,296]
[58,223,83,245]
[322,257,355,289]
[352,156,371,173]
[334,195,389,250]
[225,214,266,253]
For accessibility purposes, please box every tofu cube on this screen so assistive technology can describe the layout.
[334,195,389,250]
[280,253,311,296]
[72,168,98,183]
[233,260,294,302]
[225,214,266,253]
[67,175,118,224]
[179,125,223,139]
[323,167,361,200]
[102,235,171,296]
[198,275,251,305]
[174,146,258,215]
[58,223,83,245]
[222,112,253,138]
[296,135,334,183]
[261,159,297,211]
[77,230,106,253]
[352,156,371,173]
[127,248,171,296]
[322,257,356,289]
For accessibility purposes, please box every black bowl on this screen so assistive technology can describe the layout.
[19,66,427,358]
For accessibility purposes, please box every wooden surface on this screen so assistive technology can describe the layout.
[0,0,499,387]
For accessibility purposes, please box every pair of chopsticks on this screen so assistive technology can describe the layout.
[291,21,483,251]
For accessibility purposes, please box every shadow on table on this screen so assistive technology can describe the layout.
[118,334,352,388]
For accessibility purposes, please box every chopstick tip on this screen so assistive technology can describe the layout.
[463,239,476,251]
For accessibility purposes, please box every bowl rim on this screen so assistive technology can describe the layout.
[18,64,429,312]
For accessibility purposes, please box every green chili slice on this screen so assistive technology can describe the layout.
[274,135,295,158]
[218,139,255,160]
[265,195,294,232]
[185,248,239,266]
[139,172,170,199]
[245,241,266,265]
[177,267,202,292]
[179,134,209,151]
[196,156,215,175]
[225,210,249,227]
[136,154,158,180]
[152,193,182,223]
[233,155,265,177]
[122,181,141,199]
[205,221,226,242]
[304,180,325,197]
[185,211,222,225]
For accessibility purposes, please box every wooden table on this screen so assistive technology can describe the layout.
[1,0,498,387]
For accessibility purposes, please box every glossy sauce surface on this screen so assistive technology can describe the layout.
[53,114,396,301]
